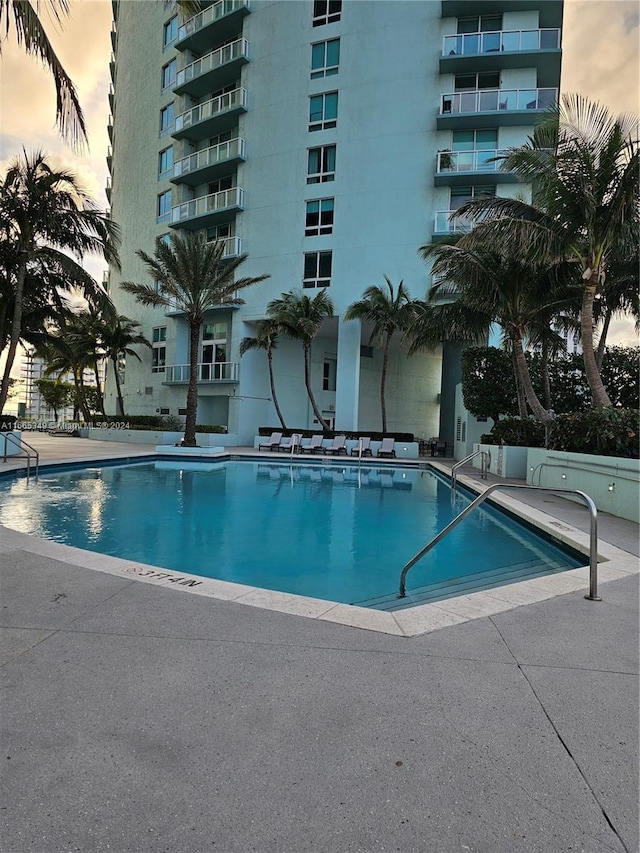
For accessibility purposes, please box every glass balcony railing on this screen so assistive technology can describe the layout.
[178,0,249,42]
[436,149,506,173]
[441,87,557,116]
[174,87,247,134]
[173,138,245,180]
[171,187,244,224]
[442,28,560,56]
[434,210,481,232]
[164,362,239,383]
[206,235,243,257]
[175,38,249,89]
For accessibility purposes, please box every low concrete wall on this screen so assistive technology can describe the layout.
[85,428,240,447]
[527,449,640,523]
[473,443,528,479]
[0,431,22,457]
[253,436,420,459]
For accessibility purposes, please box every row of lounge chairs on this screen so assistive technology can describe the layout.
[258,432,397,457]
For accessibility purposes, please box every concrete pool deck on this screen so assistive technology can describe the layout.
[1,435,638,851]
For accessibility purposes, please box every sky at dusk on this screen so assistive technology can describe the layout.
[1,0,638,346]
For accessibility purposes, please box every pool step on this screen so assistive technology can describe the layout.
[353,559,572,612]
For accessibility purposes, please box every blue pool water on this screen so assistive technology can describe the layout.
[0,460,583,609]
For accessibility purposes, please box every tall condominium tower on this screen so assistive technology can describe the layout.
[106,0,563,444]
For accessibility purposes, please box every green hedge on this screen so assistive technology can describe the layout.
[548,407,639,458]
[257,427,415,441]
[481,418,546,448]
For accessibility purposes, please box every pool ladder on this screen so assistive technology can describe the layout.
[1,432,39,484]
[398,484,600,602]
[451,449,490,489]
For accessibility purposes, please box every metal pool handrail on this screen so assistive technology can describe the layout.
[398,484,600,601]
[2,432,39,483]
[451,449,489,489]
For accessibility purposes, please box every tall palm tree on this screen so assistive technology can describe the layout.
[100,314,151,417]
[267,290,334,431]
[0,0,86,145]
[413,239,576,425]
[344,276,414,432]
[0,149,119,414]
[239,319,287,430]
[454,94,639,407]
[121,232,269,447]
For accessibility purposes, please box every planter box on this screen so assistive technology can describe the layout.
[86,428,239,446]
[155,445,225,456]
[473,443,528,479]
[526,448,640,524]
[0,431,22,457]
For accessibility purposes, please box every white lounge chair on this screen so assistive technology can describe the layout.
[377,437,396,458]
[277,433,302,453]
[258,431,283,451]
[350,436,373,457]
[324,435,347,456]
[299,434,324,454]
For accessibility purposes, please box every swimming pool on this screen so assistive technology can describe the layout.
[0,459,583,609]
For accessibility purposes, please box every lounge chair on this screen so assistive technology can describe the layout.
[324,435,347,456]
[277,433,302,453]
[434,440,447,457]
[299,434,324,454]
[258,431,283,451]
[377,437,396,458]
[350,437,372,457]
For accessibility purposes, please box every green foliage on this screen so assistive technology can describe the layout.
[161,415,184,430]
[548,407,639,458]
[461,347,517,422]
[34,378,74,417]
[480,417,546,448]
[599,346,640,409]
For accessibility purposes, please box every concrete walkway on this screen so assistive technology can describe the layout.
[1,436,638,852]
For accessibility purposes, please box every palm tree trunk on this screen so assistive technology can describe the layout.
[303,343,329,430]
[93,358,105,416]
[267,349,287,430]
[511,336,551,424]
[582,274,612,405]
[183,321,201,446]
[511,348,528,418]
[380,334,390,433]
[595,307,612,372]
[112,355,124,416]
[541,342,551,411]
[76,372,91,422]
[0,256,27,415]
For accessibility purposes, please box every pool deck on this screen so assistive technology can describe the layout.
[1,435,638,852]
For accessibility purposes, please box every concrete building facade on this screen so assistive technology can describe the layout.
[106,0,563,445]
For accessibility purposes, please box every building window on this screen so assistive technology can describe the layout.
[163,16,178,47]
[208,175,233,195]
[160,103,174,136]
[322,359,337,391]
[457,15,502,34]
[305,198,334,236]
[454,72,500,91]
[311,38,340,78]
[309,92,338,132]
[157,190,172,223]
[307,145,336,184]
[450,184,495,210]
[312,0,341,26]
[303,251,332,288]
[206,222,232,243]
[162,58,176,90]
[157,233,172,247]
[201,321,228,379]
[152,327,167,373]
[158,147,173,180]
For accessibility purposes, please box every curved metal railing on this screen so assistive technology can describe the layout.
[2,432,39,483]
[451,449,490,489]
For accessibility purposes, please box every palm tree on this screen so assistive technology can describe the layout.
[0,149,119,414]
[0,0,86,145]
[121,232,269,447]
[239,319,287,430]
[344,276,414,432]
[413,239,576,425]
[267,290,334,431]
[454,94,639,407]
[100,315,151,417]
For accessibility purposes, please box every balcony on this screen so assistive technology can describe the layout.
[105,177,112,203]
[170,186,244,230]
[172,137,246,186]
[208,235,243,258]
[433,209,480,238]
[108,83,115,113]
[107,114,114,142]
[441,1,563,28]
[163,362,239,383]
[176,0,250,55]
[173,87,247,142]
[106,145,113,172]
[109,51,116,82]
[110,20,117,50]
[434,149,520,186]
[173,38,249,98]
[440,28,561,84]
[438,87,557,130]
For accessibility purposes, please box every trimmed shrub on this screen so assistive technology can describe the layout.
[480,417,545,448]
[548,407,639,458]
[195,424,227,434]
